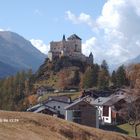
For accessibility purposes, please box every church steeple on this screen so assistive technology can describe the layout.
[62,34,66,41]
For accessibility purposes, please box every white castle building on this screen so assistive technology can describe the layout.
[48,34,93,64]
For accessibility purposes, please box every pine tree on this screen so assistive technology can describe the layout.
[82,64,99,89]
[98,60,110,89]
[116,65,128,87]
[111,70,117,86]
[82,67,93,89]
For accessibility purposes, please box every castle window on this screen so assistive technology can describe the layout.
[75,44,78,52]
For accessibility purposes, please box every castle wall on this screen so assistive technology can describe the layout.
[50,41,63,53]
[65,40,81,53]
[48,35,93,64]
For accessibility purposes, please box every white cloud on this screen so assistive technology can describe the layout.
[0,29,5,31]
[82,37,105,63]
[66,0,140,65]
[30,39,50,54]
[66,11,97,31]
[0,28,11,31]
[34,9,43,16]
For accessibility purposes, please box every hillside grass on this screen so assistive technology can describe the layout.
[39,91,81,102]
[117,123,140,137]
[0,111,138,140]
[100,123,140,138]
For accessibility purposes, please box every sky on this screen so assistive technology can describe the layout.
[0,0,140,65]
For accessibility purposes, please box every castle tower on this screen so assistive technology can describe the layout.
[62,34,66,41]
[88,52,94,64]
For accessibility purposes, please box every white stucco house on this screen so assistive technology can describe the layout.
[91,95,126,125]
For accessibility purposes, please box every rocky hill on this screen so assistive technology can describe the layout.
[34,56,90,89]
[0,111,138,140]
[0,31,46,77]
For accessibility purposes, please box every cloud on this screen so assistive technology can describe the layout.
[82,37,104,63]
[30,39,50,54]
[66,0,140,65]
[66,11,97,31]
[0,29,5,31]
[34,9,43,16]
[97,0,140,62]
[0,28,11,31]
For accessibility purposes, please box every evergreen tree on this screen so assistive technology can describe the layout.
[101,60,109,73]
[82,67,93,89]
[116,65,129,87]
[91,64,100,87]
[98,60,110,89]
[82,64,99,89]
[111,70,117,86]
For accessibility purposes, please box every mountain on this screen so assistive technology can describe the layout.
[0,111,137,140]
[0,61,18,78]
[109,55,140,72]
[125,55,140,65]
[0,31,46,77]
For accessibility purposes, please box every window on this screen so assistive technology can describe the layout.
[73,110,81,117]
[74,44,78,52]
[103,106,109,116]
[72,110,81,124]
[58,106,60,109]
[54,106,56,109]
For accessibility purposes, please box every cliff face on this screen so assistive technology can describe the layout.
[34,57,90,89]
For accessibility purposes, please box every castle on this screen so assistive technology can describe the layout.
[48,34,93,64]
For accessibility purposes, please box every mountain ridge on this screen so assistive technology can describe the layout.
[0,31,46,77]
[0,61,18,78]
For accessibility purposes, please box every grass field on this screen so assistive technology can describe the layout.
[117,123,140,137]
[39,91,81,102]
[100,123,140,138]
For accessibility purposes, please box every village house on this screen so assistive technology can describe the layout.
[36,86,54,96]
[27,96,71,118]
[91,95,126,125]
[65,98,99,128]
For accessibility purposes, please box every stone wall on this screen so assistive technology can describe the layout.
[48,35,93,64]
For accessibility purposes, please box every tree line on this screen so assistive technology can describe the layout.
[0,69,33,111]
[80,60,129,90]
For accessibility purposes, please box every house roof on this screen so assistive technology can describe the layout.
[33,104,58,114]
[65,97,94,110]
[48,96,71,103]
[92,95,126,106]
[27,103,42,111]
[27,97,70,112]
[67,34,81,40]
[33,105,46,113]
[104,95,125,106]
[44,99,71,104]
[91,97,111,106]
